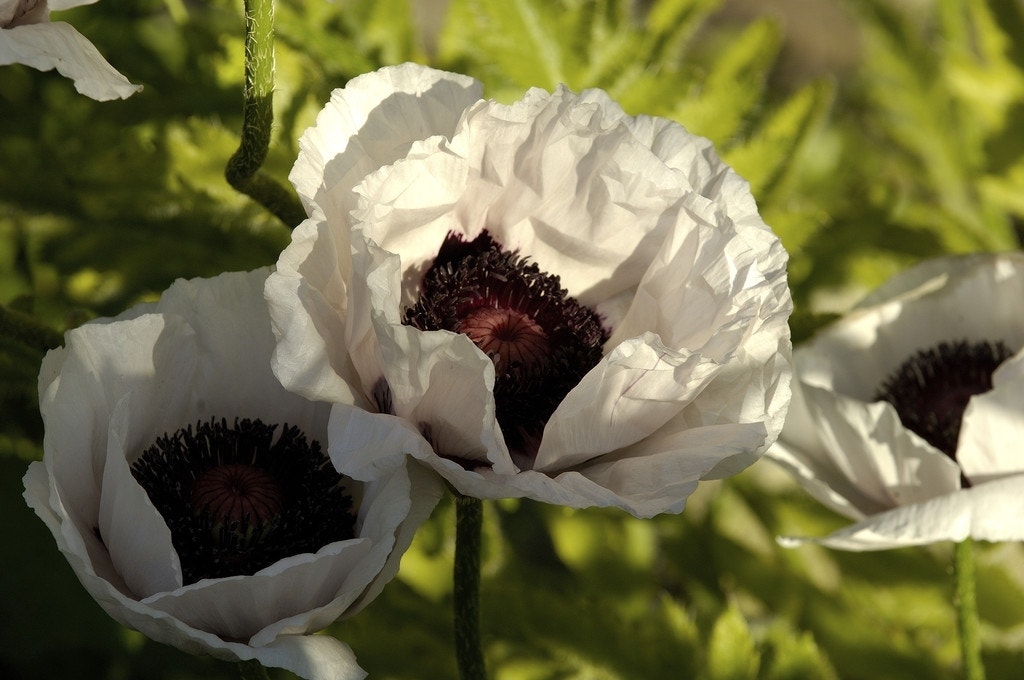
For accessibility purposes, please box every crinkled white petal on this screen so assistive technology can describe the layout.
[244,636,366,680]
[779,474,1024,551]
[801,381,961,510]
[101,393,183,598]
[36,313,179,577]
[534,334,724,471]
[329,404,525,501]
[958,351,1024,483]
[149,270,329,430]
[766,378,875,521]
[346,462,443,615]
[272,65,791,516]
[266,217,369,408]
[347,83,790,489]
[375,322,509,468]
[353,86,695,306]
[494,420,767,518]
[266,64,482,396]
[0,21,140,100]
[622,111,792,340]
[350,233,513,472]
[545,186,788,479]
[25,268,438,678]
[290,62,481,224]
[606,199,758,354]
[327,405,437,481]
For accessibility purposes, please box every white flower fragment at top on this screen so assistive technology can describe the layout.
[769,253,1024,550]
[23,269,443,680]
[0,0,141,100]
[265,63,793,519]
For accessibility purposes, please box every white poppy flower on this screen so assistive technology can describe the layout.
[769,253,1024,550]
[1,0,141,101]
[23,268,443,680]
[266,63,792,519]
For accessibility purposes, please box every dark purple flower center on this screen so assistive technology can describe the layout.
[403,230,608,461]
[875,339,1013,469]
[131,417,356,584]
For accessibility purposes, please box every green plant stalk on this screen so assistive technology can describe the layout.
[237,659,272,680]
[955,538,985,680]
[454,494,486,680]
[225,0,306,228]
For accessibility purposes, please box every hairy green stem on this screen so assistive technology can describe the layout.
[237,660,272,680]
[454,494,486,680]
[225,0,306,228]
[955,538,985,680]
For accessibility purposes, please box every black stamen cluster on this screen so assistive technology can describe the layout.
[875,339,1013,462]
[404,230,608,459]
[131,417,356,584]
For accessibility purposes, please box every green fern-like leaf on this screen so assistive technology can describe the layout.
[854,0,1019,252]
[707,602,760,680]
[724,79,835,200]
[673,18,782,146]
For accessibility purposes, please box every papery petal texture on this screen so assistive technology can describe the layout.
[24,268,442,678]
[267,63,792,519]
[1,1,141,100]
[769,252,1024,549]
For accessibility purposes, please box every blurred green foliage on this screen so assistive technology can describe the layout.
[3,0,1024,678]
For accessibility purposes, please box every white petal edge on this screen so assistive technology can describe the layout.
[266,217,369,408]
[491,421,766,518]
[958,351,1024,483]
[534,333,725,472]
[0,22,141,100]
[290,62,481,223]
[796,381,961,511]
[101,394,183,598]
[329,404,525,501]
[352,233,513,472]
[778,474,1024,551]
[351,86,691,307]
[797,253,1024,401]
[50,1,103,9]
[768,377,896,521]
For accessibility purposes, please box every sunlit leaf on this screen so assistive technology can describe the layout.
[707,603,760,680]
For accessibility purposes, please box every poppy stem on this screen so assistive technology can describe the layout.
[954,538,986,680]
[225,0,306,228]
[236,660,272,680]
[453,493,486,680]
